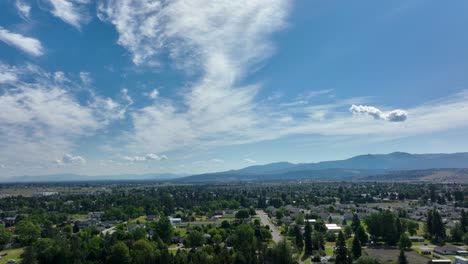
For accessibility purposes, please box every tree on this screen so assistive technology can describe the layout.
[398,234,412,250]
[15,220,40,245]
[426,209,446,243]
[108,242,131,264]
[351,214,361,232]
[0,226,12,249]
[186,230,205,247]
[131,239,155,264]
[450,222,464,242]
[311,231,325,251]
[335,231,351,264]
[265,240,298,264]
[236,210,250,220]
[398,249,408,264]
[351,237,362,260]
[304,221,313,255]
[20,246,37,264]
[461,210,468,233]
[294,225,303,252]
[354,256,381,264]
[152,216,174,243]
[355,225,368,245]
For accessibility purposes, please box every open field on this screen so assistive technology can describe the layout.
[0,248,24,264]
[365,248,429,264]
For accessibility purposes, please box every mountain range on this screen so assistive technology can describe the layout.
[177,152,468,182]
[1,152,468,183]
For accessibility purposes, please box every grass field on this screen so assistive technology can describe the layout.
[0,248,24,264]
[365,248,429,264]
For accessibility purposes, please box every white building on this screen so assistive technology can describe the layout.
[455,256,468,264]
[169,217,182,225]
[325,224,341,232]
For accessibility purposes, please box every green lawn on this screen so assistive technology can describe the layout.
[0,248,24,264]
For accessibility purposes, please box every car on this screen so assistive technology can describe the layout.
[7,260,17,264]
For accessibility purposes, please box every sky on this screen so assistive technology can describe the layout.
[1,0,468,178]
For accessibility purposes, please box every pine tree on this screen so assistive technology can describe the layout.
[351,214,361,232]
[355,225,368,245]
[398,249,408,264]
[304,221,313,255]
[335,231,351,264]
[351,236,362,260]
[461,210,468,233]
[294,225,304,252]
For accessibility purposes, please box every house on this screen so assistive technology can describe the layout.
[455,256,468,264]
[409,236,425,242]
[325,224,341,232]
[169,217,182,225]
[434,245,463,255]
[427,260,451,264]
[88,212,105,220]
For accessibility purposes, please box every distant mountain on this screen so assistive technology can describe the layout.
[355,168,468,183]
[178,152,468,182]
[0,173,185,183]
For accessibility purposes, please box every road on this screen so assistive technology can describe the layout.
[255,210,283,243]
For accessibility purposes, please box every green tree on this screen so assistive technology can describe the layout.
[152,216,174,243]
[15,220,40,245]
[186,230,205,247]
[450,222,464,242]
[351,214,361,232]
[351,236,362,260]
[312,231,325,251]
[304,221,313,255]
[354,256,381,264]
[334,231,351,264]
[265,240,298,264]
[294,225,303,252]
[398,234,412,250]
[131,239,155,264]
[236,210,250,220]
[427,209,446,243]
[398,249,408,264]
[355,225,368,244]
[108,241,131,264]
[0,226,12,249]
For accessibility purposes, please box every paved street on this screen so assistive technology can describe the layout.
[255,210,283,243]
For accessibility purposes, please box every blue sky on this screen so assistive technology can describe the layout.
[1,0,468,177]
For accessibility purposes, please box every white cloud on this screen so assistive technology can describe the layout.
[350,105,408,122]
[0,164,6,169]
[56,154,86,165]
[145,89,159,99]
[98,0,290,153]
[0,27,43,56]
[0,61,129,175]
[244,158,256,164]
[15,0,31,21]
[123,153,168,162]
[79,72,93,85]
[47,0,90,29]
[210,159,224,163]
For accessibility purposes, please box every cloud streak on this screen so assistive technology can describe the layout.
[47,0,90,29]
[0,27,43,56]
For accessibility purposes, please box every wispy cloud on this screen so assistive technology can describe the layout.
[123,153,168,162]
[56,154,86,165]
[244,158,256,164]
[47,0,90,29]
[0,27,43,56]
[0,61,129,174]
[15,0,31,21]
